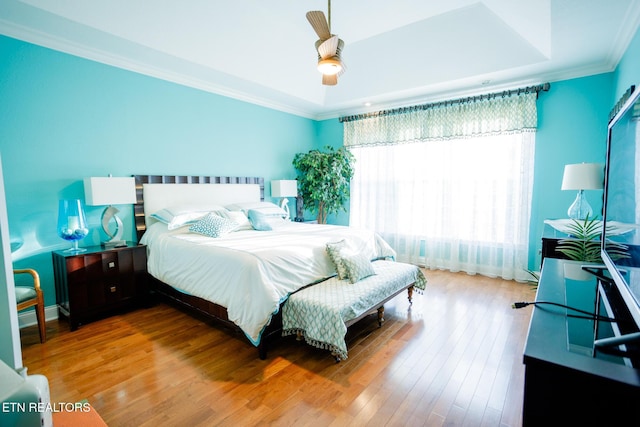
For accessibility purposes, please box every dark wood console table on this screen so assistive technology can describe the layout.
[523,258,640,425]
[540,223,573,267]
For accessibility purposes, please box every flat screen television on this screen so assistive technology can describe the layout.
[599,85,640,363]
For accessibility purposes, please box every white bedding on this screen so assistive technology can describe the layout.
[140,221,396,345]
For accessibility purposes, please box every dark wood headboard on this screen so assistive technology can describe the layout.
[133,175,265,242]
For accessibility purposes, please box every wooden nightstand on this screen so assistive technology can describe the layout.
[52,242,148,330]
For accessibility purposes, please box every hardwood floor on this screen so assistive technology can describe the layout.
[20,269,536,427]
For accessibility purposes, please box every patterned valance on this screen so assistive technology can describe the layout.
[344,92,539,148]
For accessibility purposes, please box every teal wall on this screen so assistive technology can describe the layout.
[528,73,614,268]
[0,35,318,306]
[613,27,640,101]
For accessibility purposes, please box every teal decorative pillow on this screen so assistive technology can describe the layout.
[326,240,348,279]
[342,252,376,283]
[189,213,239,238]
[247,209,286,231]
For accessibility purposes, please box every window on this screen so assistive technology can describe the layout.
[344,92,538,281]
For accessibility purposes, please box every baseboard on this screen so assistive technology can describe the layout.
[18,305,58,328]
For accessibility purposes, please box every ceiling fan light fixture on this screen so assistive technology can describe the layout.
[317,57,342,75]
[307,1,346,85]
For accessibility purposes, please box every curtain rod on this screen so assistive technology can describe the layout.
[339,83,551,123]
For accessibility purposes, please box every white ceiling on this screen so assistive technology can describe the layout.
[1,0,640,120]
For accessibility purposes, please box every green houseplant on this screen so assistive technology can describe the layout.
[292,146,355,224]
[556,215,629,263]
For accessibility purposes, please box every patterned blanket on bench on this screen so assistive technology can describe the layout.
[282,260,427,360]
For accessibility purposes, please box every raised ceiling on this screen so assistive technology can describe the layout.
[1,0,639,119]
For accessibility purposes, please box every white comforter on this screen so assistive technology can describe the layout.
[140,221,396,345]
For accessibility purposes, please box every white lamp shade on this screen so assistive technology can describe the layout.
[271,180,298,198]
[561,163,604,190]
[84,177,137,206]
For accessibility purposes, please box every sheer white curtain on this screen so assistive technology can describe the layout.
[345,93,537,281]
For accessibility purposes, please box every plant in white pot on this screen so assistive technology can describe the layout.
[556,215,628,279]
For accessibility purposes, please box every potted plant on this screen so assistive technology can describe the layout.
[292,145,355,224]
[556,215,628,279]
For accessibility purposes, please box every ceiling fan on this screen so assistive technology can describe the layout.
[306,0,346,86]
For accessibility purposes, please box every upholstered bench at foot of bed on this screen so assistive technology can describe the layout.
[282,260,427,362]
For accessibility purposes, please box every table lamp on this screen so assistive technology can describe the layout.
[84,176,136,247]
[271,180,298,220]
[561,163,603,220]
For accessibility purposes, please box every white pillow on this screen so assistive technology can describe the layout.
[220,210,253,231]
[225,201,287,217]
[151,204,227,230]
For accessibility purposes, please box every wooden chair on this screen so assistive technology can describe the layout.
[14,268,46,343]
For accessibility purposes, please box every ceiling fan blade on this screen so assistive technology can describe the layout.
[306,11,331,40]
[317,35,339,59]
[337,60,346,76]
[322,74,338,86]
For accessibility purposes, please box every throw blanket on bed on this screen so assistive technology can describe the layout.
[282,260,427,360]
[141,221,397,345]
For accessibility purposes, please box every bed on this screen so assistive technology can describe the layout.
[134,174,402,358]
